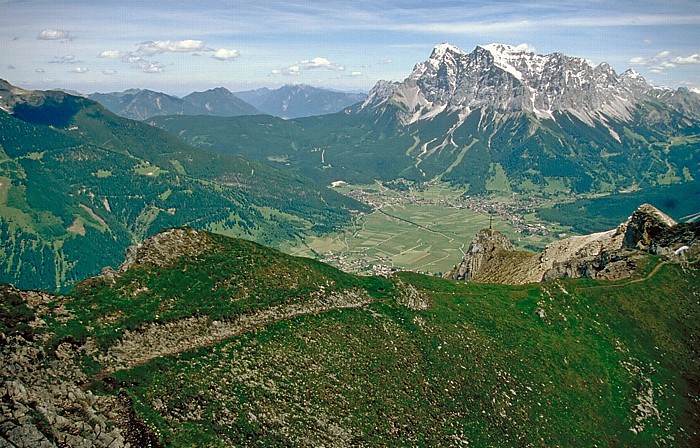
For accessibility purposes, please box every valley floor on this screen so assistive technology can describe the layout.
[282,182,570,276]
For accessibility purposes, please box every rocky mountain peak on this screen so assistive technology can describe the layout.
[447,203,696,285]
[118,227,211,273]
[623,203,677,251]
[363,42,657,125]
[447,228,516,281]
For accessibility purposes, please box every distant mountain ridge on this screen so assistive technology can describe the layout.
[235,84,366,119]
[88,87,260,120]
[87,84,367,121]
[152,43,699,195]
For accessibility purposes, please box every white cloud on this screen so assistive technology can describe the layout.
[300,57,344,70]
[35,68,45,73]
[71,67,89,74]
[137,39,207,55]
[350,71,362,77]
[51,54,79,64]
[628,50,700,73]
[273,56,345,76]
[143,64,164,73]
[379,58,393,64]
[37,29,70,40]
[99,49,164,73]
[515,43,536,53]
[98,50,131,59]
[674,54,700,64]
[101,69,117,75]
[212,48,240,60]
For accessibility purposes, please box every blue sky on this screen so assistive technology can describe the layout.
[1,0,699,95]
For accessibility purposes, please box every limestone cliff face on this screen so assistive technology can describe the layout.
[448,203,694,285]
[447,229,515,281]
[622,203,677,252]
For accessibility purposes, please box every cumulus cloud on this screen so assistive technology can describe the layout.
[674,54,700,64]
[99,38,223,73]
[272,56,345,76]
[98,50,131,59]
[70,67,89,74]
[51,54,80,64]
[35,68,45,73]
[516,43,536,53]
[300,57,344,70]
[629,49,700,73]
[212,48,240,60]
[350,71,362,77]
[137,39,207,55]
[99,49,163,73]
[101,69,117,75]
[143,64,164,73]
[37,29,70,40]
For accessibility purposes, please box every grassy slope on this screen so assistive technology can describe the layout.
[43,230,698,447]
[0,93,366,291]
[150,106,700,196]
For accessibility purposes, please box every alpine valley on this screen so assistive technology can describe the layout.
[151,43,700,193]
[0,43,699,447]
[0,80,365,291]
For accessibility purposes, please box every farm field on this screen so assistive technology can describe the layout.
[282,183,565,275]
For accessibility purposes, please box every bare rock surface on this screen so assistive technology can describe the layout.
[119,227,211,273]
[97,289,373,377]
[448,203,694,284]
[0,286,137,448]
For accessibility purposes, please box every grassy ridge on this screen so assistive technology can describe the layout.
[42,229,698,447]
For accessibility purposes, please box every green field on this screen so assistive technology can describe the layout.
[283,183,564,275]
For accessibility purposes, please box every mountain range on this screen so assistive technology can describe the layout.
[88,84,366,121]
[0,80,365,291]
[151,43,700,195]
[235,84,366,119]
[88,87,260,120]
[1,42,700,447]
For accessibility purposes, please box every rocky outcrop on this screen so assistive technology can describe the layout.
[0,285,147,448]
[118,227,211,273]
[623,203,677,251]
[96,289,373,377]
[448,204,696,285]
[447,229,516,281]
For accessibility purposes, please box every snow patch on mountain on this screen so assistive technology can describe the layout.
[364,43,662,128]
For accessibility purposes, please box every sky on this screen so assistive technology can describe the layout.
[1,0,699,96]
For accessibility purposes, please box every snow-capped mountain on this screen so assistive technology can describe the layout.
[363,43,697,130]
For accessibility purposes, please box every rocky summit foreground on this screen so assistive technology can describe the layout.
[1,225,699,447]
[447,203,699,284]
